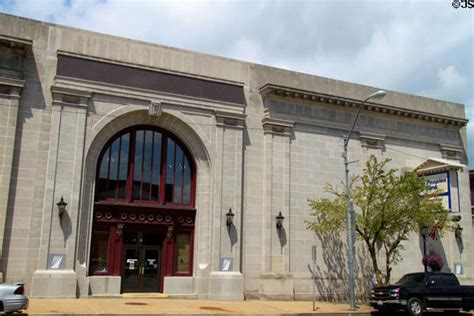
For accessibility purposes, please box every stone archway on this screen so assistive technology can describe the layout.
[75,109,212,296]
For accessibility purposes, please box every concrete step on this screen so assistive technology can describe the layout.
[121,293,169,299]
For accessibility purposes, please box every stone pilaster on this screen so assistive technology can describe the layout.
[207,111,245,300]
[261,117,294,275]
[31,86,90,297]
[0,77,24,282]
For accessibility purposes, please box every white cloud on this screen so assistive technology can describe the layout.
[419,65,468,101]
[437,66,467,93]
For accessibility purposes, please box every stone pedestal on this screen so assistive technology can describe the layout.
[164,276,196,298]
[30,270,77,298]
[207,271,244,300]
[89,276,121,296]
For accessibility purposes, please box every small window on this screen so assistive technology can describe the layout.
[90,231,109,273]
[175,234,190,273]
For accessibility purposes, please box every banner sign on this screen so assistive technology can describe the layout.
[424,172,451,210]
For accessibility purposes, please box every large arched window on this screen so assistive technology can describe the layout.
[95,126,195,207]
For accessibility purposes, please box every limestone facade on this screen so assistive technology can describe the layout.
[0,13,472,300]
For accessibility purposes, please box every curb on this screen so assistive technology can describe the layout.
[25,314,373,316]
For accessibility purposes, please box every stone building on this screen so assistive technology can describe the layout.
[470,170,474,223]
[0,13,472,299]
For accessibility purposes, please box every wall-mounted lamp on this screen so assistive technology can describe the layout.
[451,214,462,222]
[455,224,463,239]
[276,211,285,229]
[167,225,174,239]
[117,223,124,237]
[56,196,67,217]
[226,208,235,226]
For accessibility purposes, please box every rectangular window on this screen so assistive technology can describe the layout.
[151,132,162,201]
[142,131,153,200]
[174,146,184,203]
[183,157,191,204]
[90,230,109,273]
[117,133,130,198]
[108,138,120,196]
[133,130,144,199]
[96,148,110,199]
[175,234,190,273]
[165,139,175,203]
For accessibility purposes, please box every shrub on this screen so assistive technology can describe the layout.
[422,254,444,271]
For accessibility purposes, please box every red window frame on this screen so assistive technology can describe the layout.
[173,228,195,276]
[95,125,196,208]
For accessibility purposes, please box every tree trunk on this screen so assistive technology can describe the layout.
[364,240,382,285]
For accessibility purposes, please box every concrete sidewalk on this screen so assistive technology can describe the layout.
[26,298,374,315]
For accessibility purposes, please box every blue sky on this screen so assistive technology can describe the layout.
[1,0,473,165]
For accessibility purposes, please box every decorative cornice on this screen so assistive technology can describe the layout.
[0,35,33,56]
[439,144,463,161]
[0,76,25,99]
[262,108,294,136]
[0,77,25,89]
[215,111,246,129]
[359,132,385,149]
[262,117,294,136]
[439,144,463,153]
[259,84,467,127]
[51,85,91,108]
[0,35,33,46]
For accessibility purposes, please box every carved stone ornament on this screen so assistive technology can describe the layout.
[148,101,162,117]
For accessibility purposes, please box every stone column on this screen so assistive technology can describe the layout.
[31,86,90,297]
[0,77,24,282]
[261,116,294,298]
[206,111,246,300]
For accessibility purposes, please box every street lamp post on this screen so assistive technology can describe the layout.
[344,90,386,310]
[421,224,429,272]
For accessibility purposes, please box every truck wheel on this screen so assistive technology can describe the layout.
[407,297,424,316]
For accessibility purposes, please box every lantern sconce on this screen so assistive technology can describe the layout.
[451,214,462,222]
[455,224,463,239]
[56,196,67,217]
[276,211,285,229]
[167,225,174,239]
[226,208,235,226]
[117,223,124,237]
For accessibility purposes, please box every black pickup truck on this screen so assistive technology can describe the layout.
[370,272,474,315]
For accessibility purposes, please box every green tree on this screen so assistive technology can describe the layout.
[307,155,451,285]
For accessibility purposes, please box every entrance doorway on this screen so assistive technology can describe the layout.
[90,126,196,293]
[122,232,162,293]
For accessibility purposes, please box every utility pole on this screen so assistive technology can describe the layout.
[344,90,386,310]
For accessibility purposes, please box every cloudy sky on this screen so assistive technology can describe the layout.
[1,0,473,164]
